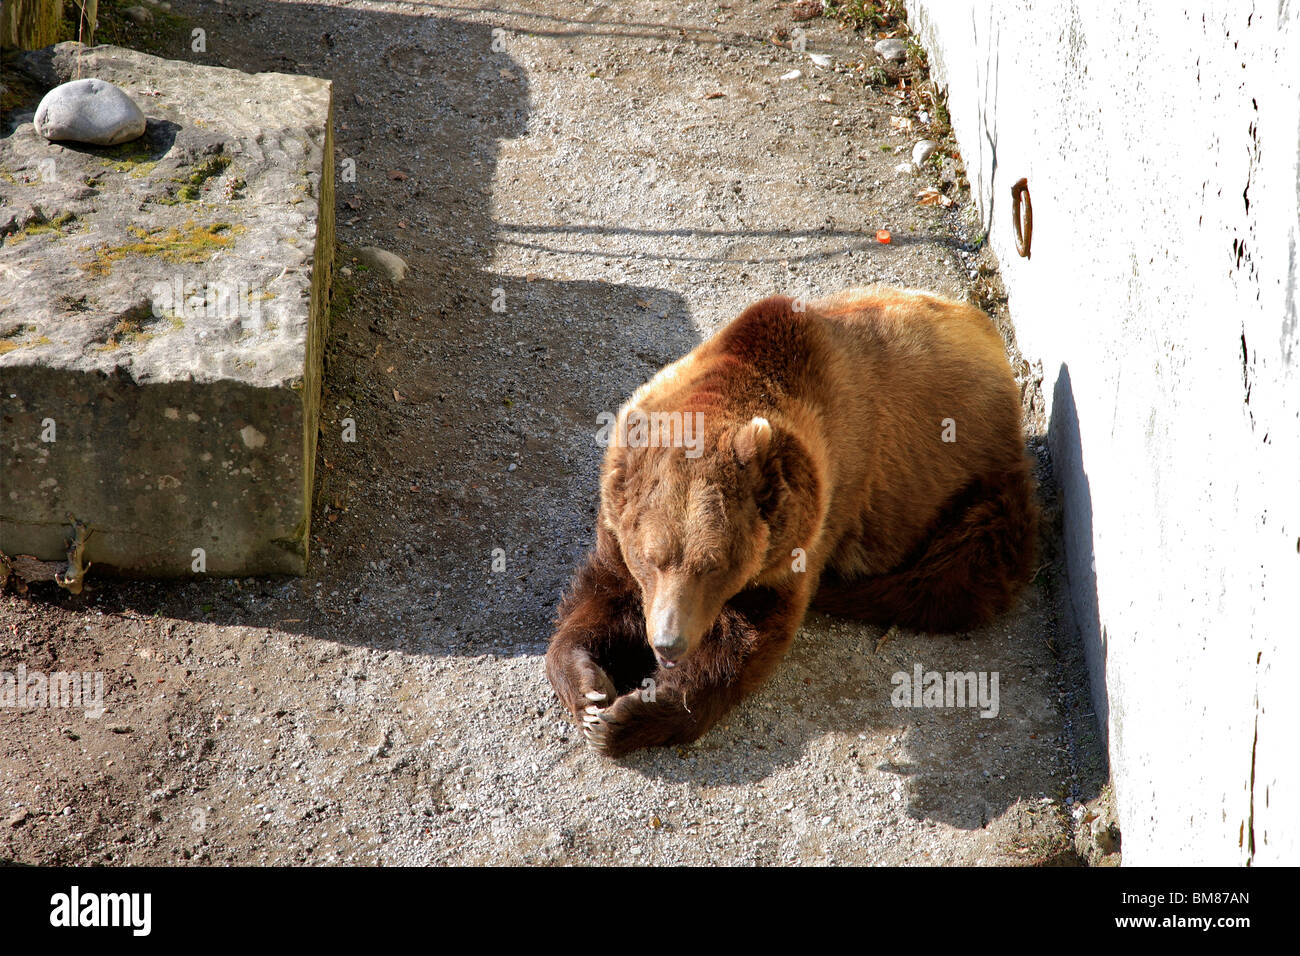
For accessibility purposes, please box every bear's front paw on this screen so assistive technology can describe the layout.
[548,648,619,718]
[582,689,682,758]
[581,691,639,757]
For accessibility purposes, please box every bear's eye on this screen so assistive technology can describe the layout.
[642,539,674,570]
[687,553,723,575]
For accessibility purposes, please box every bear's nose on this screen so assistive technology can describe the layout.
[652,630,687,662]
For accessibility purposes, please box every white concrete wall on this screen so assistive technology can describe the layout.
[906,0,1298,865]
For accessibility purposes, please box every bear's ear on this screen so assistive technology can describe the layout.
[733,417,791,520]
[732,416,772,468]
[748,422,807,523]
[600,442,628,518]
[599,404,640,517]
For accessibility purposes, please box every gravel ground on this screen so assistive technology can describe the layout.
[0,0,1108,865]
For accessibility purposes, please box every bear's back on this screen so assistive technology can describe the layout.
[810,286,1019,453]
[811,286,1007,368]
[807,287,1028,573]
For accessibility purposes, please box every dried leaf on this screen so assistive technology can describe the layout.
[789,0,823,22]
[915,187,954,207]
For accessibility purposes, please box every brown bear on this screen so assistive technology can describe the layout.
[545,287,1038,757]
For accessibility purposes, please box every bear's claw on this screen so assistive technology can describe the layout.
[582,699,618,753]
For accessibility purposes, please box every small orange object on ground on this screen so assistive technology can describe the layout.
[876,229,892,244]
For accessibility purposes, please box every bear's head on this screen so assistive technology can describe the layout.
[600,411,819,667]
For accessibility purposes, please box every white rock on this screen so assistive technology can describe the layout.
[874,38,908,63]
[779,69,802,81]
[34,79,146,146]
[912,139,938,166]
[358,247,407,282]
[808,53,831,68]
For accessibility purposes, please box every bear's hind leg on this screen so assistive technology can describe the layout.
[814,466,1039,633]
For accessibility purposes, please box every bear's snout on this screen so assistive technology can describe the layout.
[645,573,720,664]
[651,626,687,664]
[648,596,690,662]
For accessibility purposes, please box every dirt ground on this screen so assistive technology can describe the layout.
[0,0,1109,865]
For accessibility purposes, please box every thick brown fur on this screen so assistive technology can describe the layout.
[545,287,1039,757]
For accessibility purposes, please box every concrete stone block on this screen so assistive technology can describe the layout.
[0,43,334,576]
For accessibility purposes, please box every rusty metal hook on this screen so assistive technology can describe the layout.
[1011,177,1032,258]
